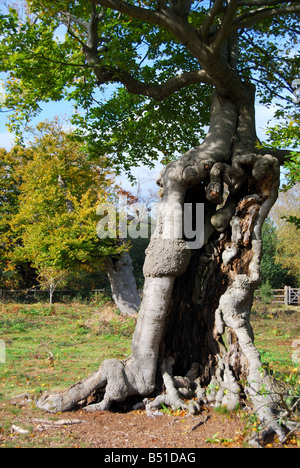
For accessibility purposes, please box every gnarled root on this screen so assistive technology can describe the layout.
[144,357,201,416]
[37,276,177,413]
[37,358,132,413]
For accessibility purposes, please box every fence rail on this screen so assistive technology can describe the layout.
[0,288,112,302]
[0,286,299,305]
[271,286,300,305]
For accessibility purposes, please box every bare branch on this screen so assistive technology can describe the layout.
[59,4,110,63]
[64,16,86,47]
[90,0,205,65]
[238,0,300,6]
[31,48,212,100]
[91,0,169,28]
[243,32,294,94]
[86,2,101,52]
[60,11,89,30]
[31,53,95,68]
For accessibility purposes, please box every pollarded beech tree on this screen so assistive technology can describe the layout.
[1,0,300,446]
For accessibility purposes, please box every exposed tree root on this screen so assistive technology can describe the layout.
[144,357,201,416]
[37,276,176,413]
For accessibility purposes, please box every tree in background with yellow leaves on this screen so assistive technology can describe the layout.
[270,183,300,286]
[0,117,125,298]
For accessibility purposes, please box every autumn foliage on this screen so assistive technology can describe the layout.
[0,118,124,291]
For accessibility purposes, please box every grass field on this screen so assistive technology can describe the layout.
[0,300,299,447]
[0,300,299,403]
[0,301,136,402]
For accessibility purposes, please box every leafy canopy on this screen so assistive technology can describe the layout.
[270,184,300,282]
[260,218,296,288]
[0,0,299,174]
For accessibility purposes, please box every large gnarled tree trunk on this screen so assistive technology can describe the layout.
[37,85,289,445]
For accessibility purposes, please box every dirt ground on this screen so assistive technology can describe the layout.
[1,397,299,449]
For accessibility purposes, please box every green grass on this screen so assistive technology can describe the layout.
[0,301,299,402]
[0,302,135,402]
[251,303,300,375]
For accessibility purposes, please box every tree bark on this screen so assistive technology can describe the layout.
[37,85,288,444]
[105,253,141,315]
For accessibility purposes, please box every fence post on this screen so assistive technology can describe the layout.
[284,285,289,305]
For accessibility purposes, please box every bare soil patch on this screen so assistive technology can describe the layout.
[1,398,299,449]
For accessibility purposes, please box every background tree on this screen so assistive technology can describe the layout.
[0,146,35,288]
[1,117,142,310]
[263,116,300,228]
[4,118,127,297]
[1,0,300,446]
[270,183,300,285]
[0,147,18,286]
[260,217,296,288]
[37,268,68,306]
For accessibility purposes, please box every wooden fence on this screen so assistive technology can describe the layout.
[0,286,299,305]
[272,286,300,305]
[0,288,112,302]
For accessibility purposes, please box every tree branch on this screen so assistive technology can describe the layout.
[244,71,294,103]
[243,32,294,94]
[213,0,239,52]
[91,0,207,71]
[61,3,109,66]
[200,0,224,41]
[169,0,193,18]
[32,49,212,100]
[91,0,298,107]
[238,0,300,6]
[86,2,101,51]
[60,11,89,30]
[232,3,300,31]
[91,0,169,27]
[93,66,212,99]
